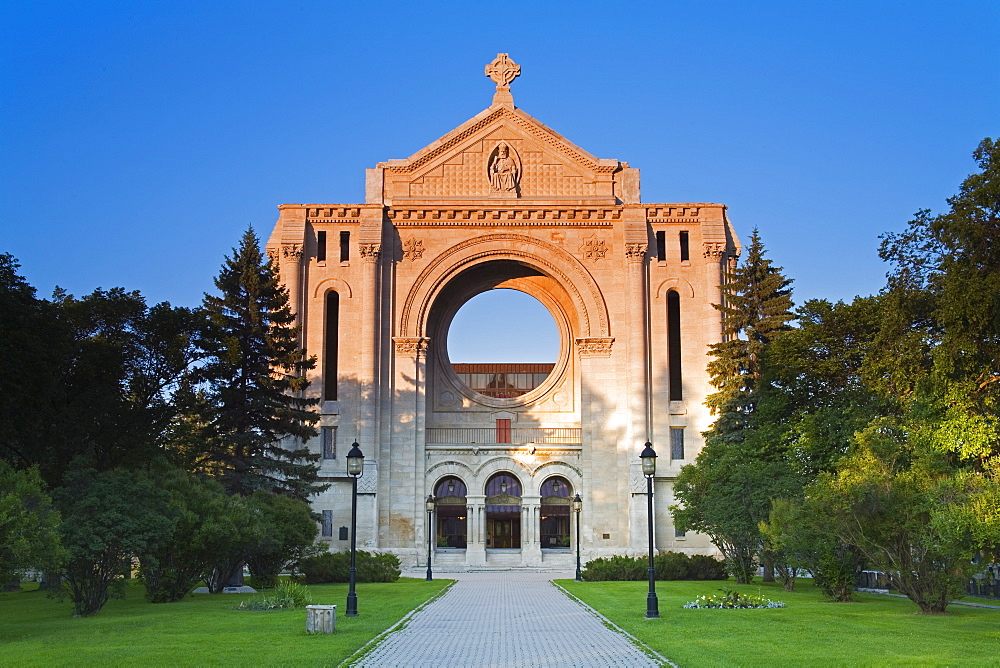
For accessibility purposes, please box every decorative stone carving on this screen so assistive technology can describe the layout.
[265,248,280,264]
[484,53,520,87]
[629,464,648,493]
[393,337,430,356]
[282,244,303,260]
[580,235,608,262]
[625,243,647,261]
[356,464,378,493]
[402,237,425,262]
[576,337,614,358]
[703,242,727,259]
[488,142,521,195]
[359,243,381,262]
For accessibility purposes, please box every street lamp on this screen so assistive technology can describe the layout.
[572,493,583,582]
[640,441,659,619]
[425,494,436,581]
[346,441,364,617]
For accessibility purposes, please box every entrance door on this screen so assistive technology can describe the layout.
[486,514,521,549]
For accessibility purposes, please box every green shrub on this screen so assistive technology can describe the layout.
[581,555,647,581]
[235,581,311,611]
[299,550,400,584]
[582,552,727,581]
[686,554,729,580]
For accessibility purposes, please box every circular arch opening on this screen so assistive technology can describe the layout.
[448,289,559,399]
[428,259,573,407]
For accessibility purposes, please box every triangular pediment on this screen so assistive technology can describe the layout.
[373,105,624,203]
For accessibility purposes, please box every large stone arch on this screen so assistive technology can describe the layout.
[399,233,610,341]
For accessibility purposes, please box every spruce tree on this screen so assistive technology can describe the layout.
[706,228,795,415]
[197,227,322,500]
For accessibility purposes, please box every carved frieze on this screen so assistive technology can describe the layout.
[393,337,430,357]
[580,235,608,262]
[265,248,280,264]
[282,244,303,260]
[359,243,381,262]
[576,337,614,358]
[625,243,648,262]
[402,237,425,262]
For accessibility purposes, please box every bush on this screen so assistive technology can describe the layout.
[686,554,729,580]
[299,550,400,584]
[235,581,311,611]
[581,555,646,581]
[582,552,727,581]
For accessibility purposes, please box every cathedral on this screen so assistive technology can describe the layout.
[266,54,740,569]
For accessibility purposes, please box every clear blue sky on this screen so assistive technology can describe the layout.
[2,1,997,361]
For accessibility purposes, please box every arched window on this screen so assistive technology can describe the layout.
[540,476,572,549]
[324,291,339,401]
[667,290,682,400]
[434,477,467,548]
[485,473,522,549]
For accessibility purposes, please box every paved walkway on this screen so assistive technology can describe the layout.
[350,571,665,667]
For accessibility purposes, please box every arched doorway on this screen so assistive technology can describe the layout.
[540,476,572,549]
[434,477,467,548]
[485,473,522,549]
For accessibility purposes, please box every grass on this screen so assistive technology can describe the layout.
[557,578,1000,667]
[1,578,452,666]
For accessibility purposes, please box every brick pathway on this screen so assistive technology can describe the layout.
[350,571,666,667]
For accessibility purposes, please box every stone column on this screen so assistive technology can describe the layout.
[281,244,304,323]
[466,495,486,566]
[391,337,429,552]
[703,241,728,339]
[522,495,541,566]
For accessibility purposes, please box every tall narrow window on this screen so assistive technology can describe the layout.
[340,231,350,262]
[667,290,682,400]
[679,231,690,262]
[496,419,511,444]
[324,291,339,401]
[317,230,327,262]
[321,426,336,459]
[321,510,333,537]
[655,231,666,262]
[670,427,685,460]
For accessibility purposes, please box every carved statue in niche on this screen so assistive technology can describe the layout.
[488,142,521,195]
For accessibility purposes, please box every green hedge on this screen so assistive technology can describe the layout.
[299,550,401,584]
[582,552,727,581]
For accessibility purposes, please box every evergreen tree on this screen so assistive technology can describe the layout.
[196,227,322,500]
[706,228,795,415]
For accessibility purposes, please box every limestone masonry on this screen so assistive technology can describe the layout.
[267,54,740,569]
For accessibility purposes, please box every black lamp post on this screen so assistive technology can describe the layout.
[345,441,364,617]
[425,494,436,581]
[572,492,583,582]
[640,441,659,619]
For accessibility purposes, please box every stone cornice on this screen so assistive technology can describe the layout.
[388,207,622,224]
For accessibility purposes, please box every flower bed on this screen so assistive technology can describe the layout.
[683,588,786,609]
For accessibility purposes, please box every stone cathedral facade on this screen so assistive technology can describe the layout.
[267,55,740,570]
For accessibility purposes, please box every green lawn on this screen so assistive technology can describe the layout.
[1,578,452,666]
[557,578,1000,667]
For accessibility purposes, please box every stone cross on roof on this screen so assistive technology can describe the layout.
[485,53,520,106]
